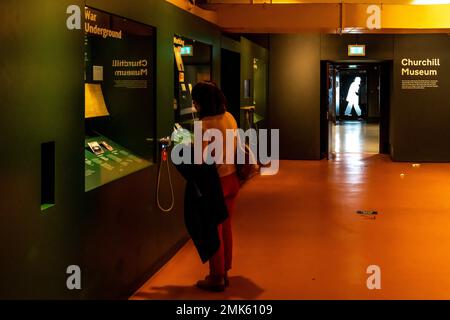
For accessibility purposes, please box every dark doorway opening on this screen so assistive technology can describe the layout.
[221,48,241,127]
[320,61,392,158]
[338,68,368,121]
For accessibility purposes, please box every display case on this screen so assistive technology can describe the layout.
[173,35,212,128]
[84,7,156,191]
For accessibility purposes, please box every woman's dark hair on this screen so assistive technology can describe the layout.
[192,81,227,118]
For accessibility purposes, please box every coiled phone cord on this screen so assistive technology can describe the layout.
[156,142,175,213]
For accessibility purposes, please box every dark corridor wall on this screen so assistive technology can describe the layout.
[391,35,450,162]
[269,34,321,160]
[268,34,450,162]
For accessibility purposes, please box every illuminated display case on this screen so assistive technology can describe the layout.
[84,7,156,191]
[173,35,212,128]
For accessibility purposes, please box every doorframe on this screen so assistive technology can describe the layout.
[320,59,393,159]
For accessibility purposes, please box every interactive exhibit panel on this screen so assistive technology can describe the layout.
[84,7,156,192]
[173,35,212,128]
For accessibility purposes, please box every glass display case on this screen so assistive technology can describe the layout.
[173,35,212,129]
[84,7,156,191]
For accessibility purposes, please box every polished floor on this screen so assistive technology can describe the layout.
[131,154,450,300]
[332,121,379,154]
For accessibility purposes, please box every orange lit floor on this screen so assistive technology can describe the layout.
[131,154,450,300]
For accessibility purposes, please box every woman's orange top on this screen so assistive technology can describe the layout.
[201,111,238,178]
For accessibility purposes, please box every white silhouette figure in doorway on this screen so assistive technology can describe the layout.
[344,77,362,117]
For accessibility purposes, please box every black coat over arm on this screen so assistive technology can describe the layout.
[174,155,228,263]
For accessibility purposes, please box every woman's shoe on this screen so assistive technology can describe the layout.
[196,275,226,292]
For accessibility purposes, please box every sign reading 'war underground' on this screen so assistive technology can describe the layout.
[401,58,441,90]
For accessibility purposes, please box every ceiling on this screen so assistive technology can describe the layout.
[168,0,450,33]
[202,0,450,4]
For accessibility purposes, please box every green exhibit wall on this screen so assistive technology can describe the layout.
[81,163,187,299]
[268,34,450,161]
[0,0,85,299]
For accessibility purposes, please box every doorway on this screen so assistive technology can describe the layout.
[321,61,392,158]
[221,48,241,127]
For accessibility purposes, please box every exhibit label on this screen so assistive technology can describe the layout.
[401,58,440,90]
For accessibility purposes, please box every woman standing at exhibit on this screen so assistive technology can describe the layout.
[192,81,240,292]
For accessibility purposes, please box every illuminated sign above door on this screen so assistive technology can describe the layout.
[180,45,193,56]
[348,45,366,57]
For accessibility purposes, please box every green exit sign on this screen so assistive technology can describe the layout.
[180,45,193,56]
[348,45,366,56]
